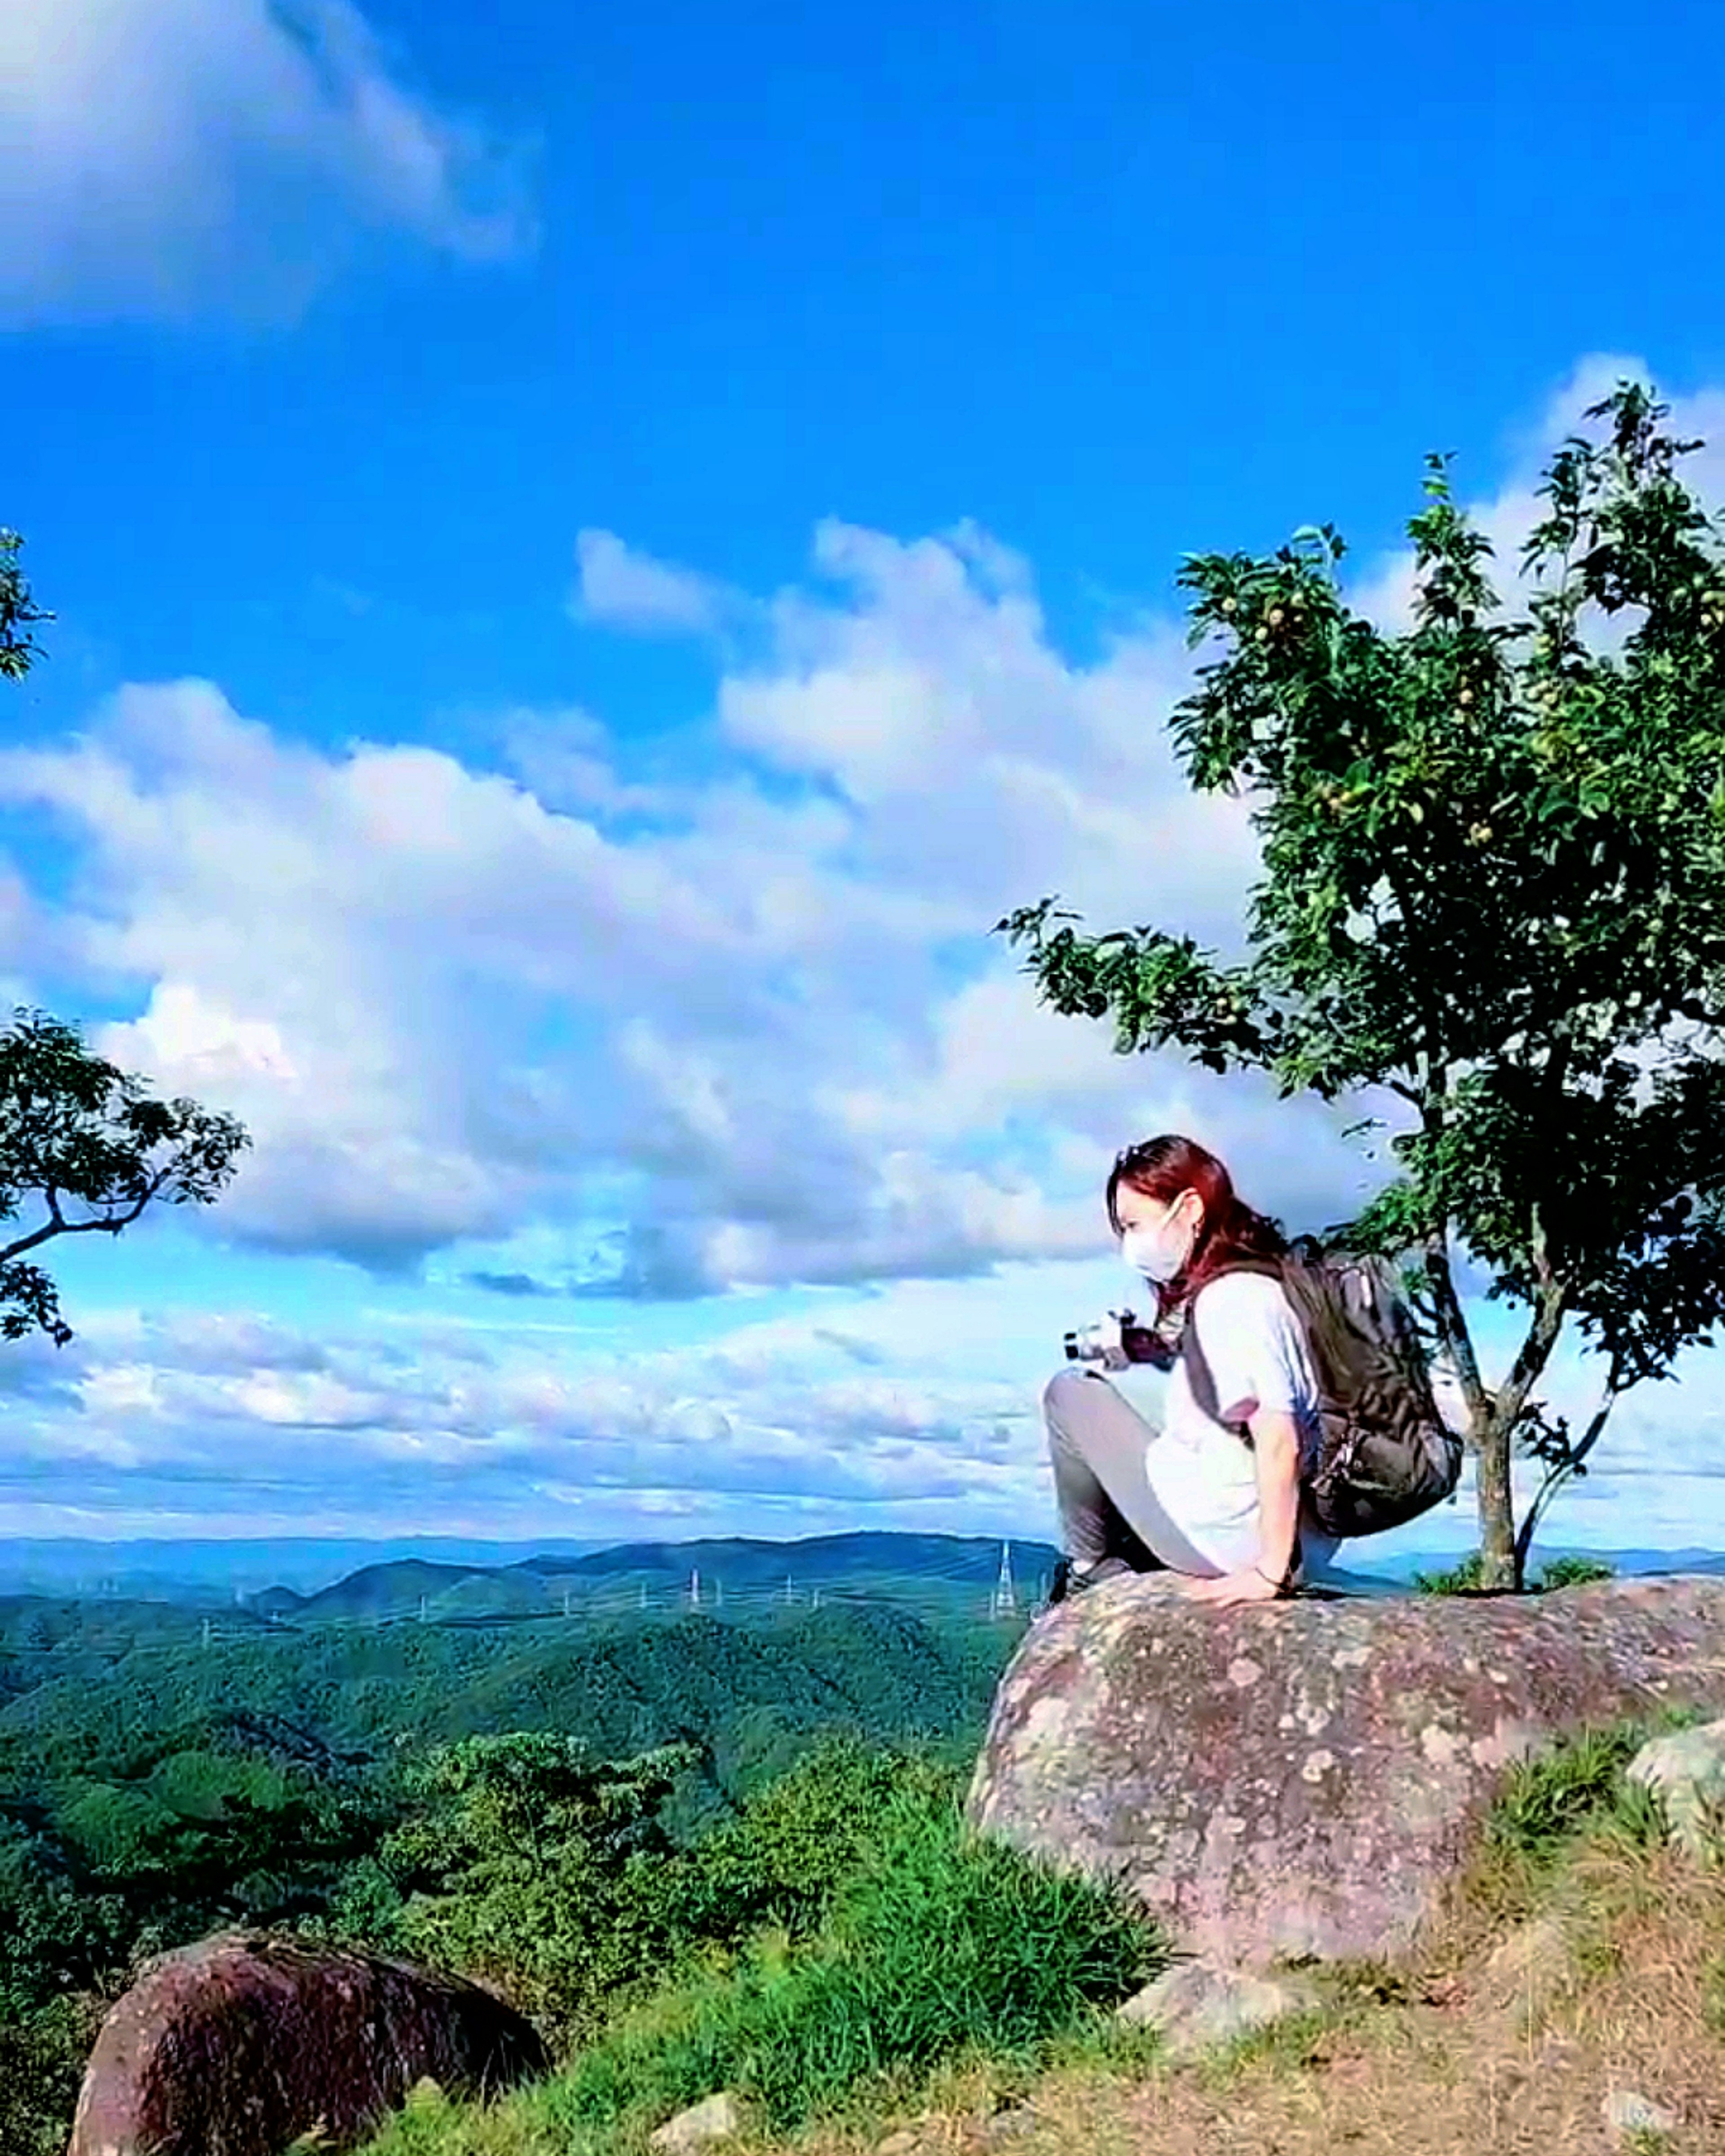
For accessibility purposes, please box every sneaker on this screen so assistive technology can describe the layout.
[1046,1555,1135,1605]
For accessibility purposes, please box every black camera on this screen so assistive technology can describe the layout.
[1062,1308,1179,1371]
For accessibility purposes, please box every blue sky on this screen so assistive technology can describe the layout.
[3,0,1724,1559]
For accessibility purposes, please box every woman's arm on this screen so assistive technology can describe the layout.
[1179,1406,1302,1606]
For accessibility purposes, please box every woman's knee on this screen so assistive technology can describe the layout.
[1042,1364,1101,1420]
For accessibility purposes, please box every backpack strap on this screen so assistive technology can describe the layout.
[1181,1324,1250,1441]
[1176,1252,1320,1443]
[1204,1255,1286,1285]
[1176,1263,1282,1441]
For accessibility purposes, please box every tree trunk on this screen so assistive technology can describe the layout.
[1473,1413,1517,1590]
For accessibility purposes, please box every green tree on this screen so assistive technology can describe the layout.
[0,1010,252,1346]
[381,1733,697,2037]
[0,531,52,682]
[1,532,250,1343]
[996,382,1725,1591]
[0,1998,104,2156]
[662,1736,950,1947]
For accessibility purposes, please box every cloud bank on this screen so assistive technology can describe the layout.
[3,517,1368,1296]
[0,0,534,323]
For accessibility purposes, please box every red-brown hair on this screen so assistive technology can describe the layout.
[1105,1133,1287,1317]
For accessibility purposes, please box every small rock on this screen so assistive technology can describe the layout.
[650,2091,746,2151]
[875,2133,919,2156]
[1603,2088,1681,2139]
[1115,1957,1320,2061]
[1626,1717,1725,1858]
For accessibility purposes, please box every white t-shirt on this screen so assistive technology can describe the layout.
[1144,1270,1337,1577]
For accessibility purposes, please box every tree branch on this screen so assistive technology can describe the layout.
[1513,1382,1617,1580]
[1495,1281,1569,1437]
[1529,1199,1556,1297]
[0,1172,170,1266]
[1421,1232,1488,1427]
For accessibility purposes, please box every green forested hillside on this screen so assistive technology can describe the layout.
[0,1600,1008,1778]
[0,1579,1030,2155]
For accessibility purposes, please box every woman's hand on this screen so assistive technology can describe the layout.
[1176,1407,1303,1607]
[1178,1566,1283,1606]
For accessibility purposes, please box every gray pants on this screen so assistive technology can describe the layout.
[1042,1365,1224,1577]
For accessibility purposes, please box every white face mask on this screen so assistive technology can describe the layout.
[1120,1195,1198,1284]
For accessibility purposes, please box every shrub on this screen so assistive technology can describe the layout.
[0,1997,105,2156]
[1414,1551,1616,1596]
[383,1734,697,2041]
[1411,1552,1489,1596]
[1483,1714,1708,1865]
[655,1735,955,1950]
[1533,1554,1616,1591]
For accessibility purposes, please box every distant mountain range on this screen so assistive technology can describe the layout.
[0,1535,608,1602]
[249,1532,1064,1626]
[3,1530,1722,1621]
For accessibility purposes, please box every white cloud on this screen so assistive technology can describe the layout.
[573,531,742,637]
[1,524,1316,1294]
[13,367,1718,1301]
[0,1290,1055,1537]
[4,1252,1721,1551]
[0,0,534,324]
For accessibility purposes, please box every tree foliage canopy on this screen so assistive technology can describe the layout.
[0,532,51,684]
[997,383,1725,1584]
[0,1011,252,1346]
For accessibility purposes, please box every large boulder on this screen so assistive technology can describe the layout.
[966,1573,1725,1969]
[68,1931,549,2156]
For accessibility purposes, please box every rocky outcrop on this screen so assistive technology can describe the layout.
[966,1574,1725,1968]
[68,1931,548,2156]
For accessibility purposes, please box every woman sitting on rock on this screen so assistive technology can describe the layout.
[1044,1132,1339,1607]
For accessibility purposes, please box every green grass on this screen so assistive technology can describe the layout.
[556,1789,1161,2134]
[1410,1551,1490,1596]
[1484,1723,1657,1861]
[1530,1553,1616,1591]
[1702,1948,1725,2037]
[359,1779,1165,2155]
[1465,1705,1709,1927]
